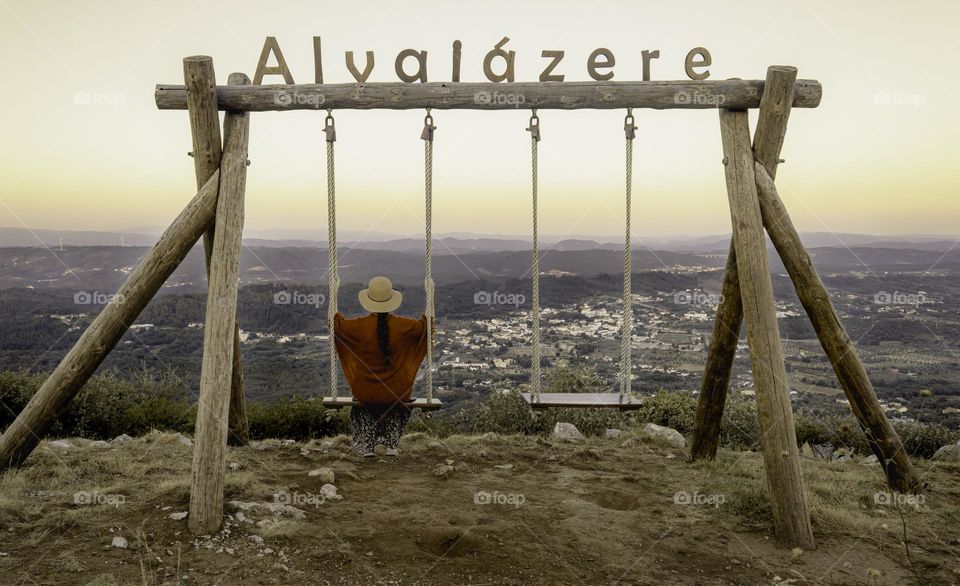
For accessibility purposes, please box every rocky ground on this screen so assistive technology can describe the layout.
[0,426,958,585]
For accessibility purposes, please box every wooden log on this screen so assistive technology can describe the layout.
[155,79,823,111]
[754,163,921,493]
[224,73,252,446]
[188,88,251,536]
[184,56,249,446]
[689,239,741,460]
[720,108,815,550]
[691,66,797,461]
[0,172,221,469]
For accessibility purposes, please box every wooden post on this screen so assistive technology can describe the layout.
[720,108,815,550]
[188,83,251,535]
[692,68,921,493]
[0,172,221,469]
[691,66,796,460]
[184,56,249,446]
[689,239,741,460]
[754,164,921,493]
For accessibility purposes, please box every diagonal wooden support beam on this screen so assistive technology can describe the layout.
[184,56,249,446]
[753,163,921,493]
[0,172,222,469]
[188,87,251,535]
[720,108,815,550]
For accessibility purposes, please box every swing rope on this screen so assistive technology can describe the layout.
[621,109,636,401]
[421,110,436,402]
[324,111,340,399]
[527,110,542,401]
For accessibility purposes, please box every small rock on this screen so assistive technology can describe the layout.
[175,433,194,447]
[552,422,584,442]
[639,423,686,449]
[169,511,188,521]
[300,449,310,456]
[932,441,960,462]
[236,512,246,523]
[112,434,133,444]
[320,484,343,502]
[281,439,297,446]
[307,468,335,484]
[605,429,623,439]
[493,464,514,470]
[111,536,128,549]
[89,440,110,449]
[433,463,455,479]
[250,535,264,545]
[228,462,242,471]
[860,455,880,466]
[480,432,498,441]
[48,440,74,450]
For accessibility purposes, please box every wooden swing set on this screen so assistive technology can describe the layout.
[0,56,922,550]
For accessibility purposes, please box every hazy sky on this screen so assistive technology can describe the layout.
[0,0,957,239]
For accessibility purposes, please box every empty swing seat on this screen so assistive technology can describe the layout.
[520,392,644,410]
[320,396,444,410]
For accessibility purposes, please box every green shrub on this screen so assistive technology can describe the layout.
[634,390,697,434]
[246,396,348,441]
[718,397,761,450]
[893,420,958,459]
[0,368,192,439]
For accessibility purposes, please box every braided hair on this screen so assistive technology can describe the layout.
[376,312,392,367]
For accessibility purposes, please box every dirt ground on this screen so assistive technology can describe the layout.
[0,431,957,585]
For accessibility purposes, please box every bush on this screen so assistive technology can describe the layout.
[0,368,192,439]
[893,421,958,459]
[246,396,349,441]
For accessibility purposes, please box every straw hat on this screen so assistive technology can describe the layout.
[358,276,402,313]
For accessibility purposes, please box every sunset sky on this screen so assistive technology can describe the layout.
[0,0,957,240]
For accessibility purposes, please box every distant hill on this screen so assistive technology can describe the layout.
[1,226,955,253]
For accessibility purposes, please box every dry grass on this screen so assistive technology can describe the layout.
[0,430,956,585]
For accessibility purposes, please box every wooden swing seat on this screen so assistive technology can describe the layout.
[520,392,644,410]
[320,396,444,410]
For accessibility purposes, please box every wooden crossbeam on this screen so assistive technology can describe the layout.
[155,79,822,111]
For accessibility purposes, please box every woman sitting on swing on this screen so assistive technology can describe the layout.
[333,276,429,458]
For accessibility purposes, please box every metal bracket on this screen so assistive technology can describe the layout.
[526,110,541,142]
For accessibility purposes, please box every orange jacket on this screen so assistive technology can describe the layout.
[333,312,428,406]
